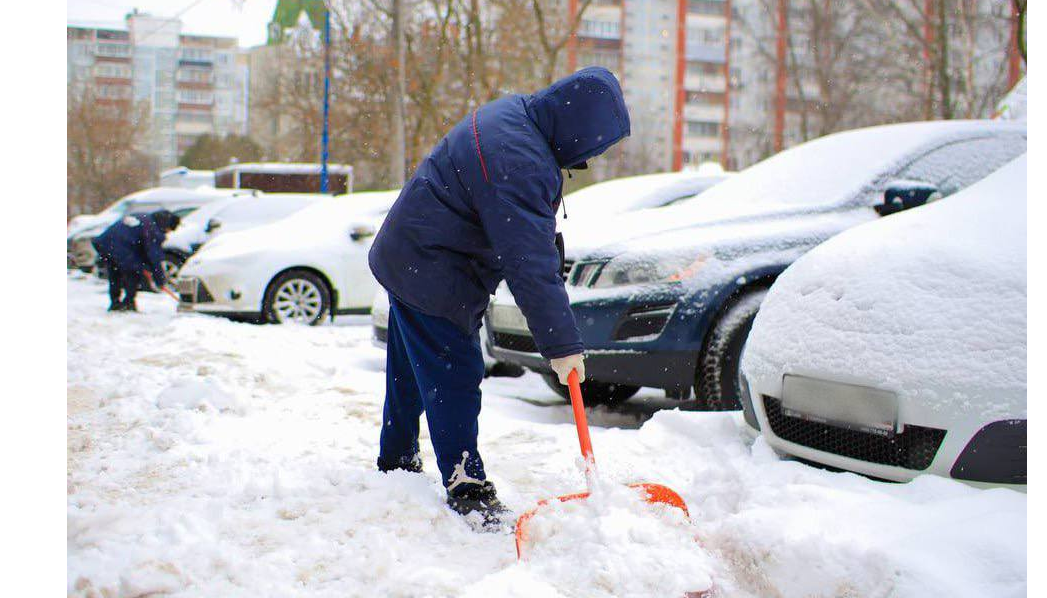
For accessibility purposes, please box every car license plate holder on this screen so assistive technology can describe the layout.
[781,374,899,437]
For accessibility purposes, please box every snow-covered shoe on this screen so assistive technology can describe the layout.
[447,481,510,532]
[377,454,423,474]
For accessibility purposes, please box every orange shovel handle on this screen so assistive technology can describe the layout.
[567,369,596,470]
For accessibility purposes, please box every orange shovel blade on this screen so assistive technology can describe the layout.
[515,482,689,559]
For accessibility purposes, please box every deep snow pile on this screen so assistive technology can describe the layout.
[67,274,1026,597]
[506,480,714,598]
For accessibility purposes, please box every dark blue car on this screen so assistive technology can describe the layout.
[486,120,1026,407]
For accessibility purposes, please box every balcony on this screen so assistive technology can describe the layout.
[685,74,726,93]
[685,43,725,63]
[95,43,131,59]
[684,103,724,121]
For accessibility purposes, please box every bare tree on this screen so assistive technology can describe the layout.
[67,87,154,218]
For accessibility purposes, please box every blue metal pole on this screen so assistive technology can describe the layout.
[320,7,331,193]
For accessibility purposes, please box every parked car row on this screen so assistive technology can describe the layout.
[175,190,399,323]
[481,119,1026,488]
[67,187,253,273]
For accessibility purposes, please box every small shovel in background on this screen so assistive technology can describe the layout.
[515,369,691,559]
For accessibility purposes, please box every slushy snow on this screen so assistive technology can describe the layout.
[67,273,1026,597]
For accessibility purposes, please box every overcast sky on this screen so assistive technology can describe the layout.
[67,0,279,47]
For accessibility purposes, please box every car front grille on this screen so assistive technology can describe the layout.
[177,278,214,304]
[562,259,575,282]
[762,396,946,471]
[492,331,539,353]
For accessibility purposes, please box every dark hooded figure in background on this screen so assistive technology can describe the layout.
[368,66,631,529]
[92,209,181,312]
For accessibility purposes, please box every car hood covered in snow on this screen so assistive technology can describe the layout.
[563,120,1025,259]
[190,190,399,262]
[743,155,1027,415]
[557,170,726,221]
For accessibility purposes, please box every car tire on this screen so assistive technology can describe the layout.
[540,373,640,407]
[263,269,331,326]
[693,289,768,411]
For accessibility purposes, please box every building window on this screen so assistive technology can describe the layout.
[177,68,213,84]
[687,121,721,137]
[580,19,621,40]
[94,63,132,79]
[579,50,619,71]
[97,84,132,100]
[688,0,726,16]
[180,47,214,63]
[176,89,214,104]
[96,43,131,58]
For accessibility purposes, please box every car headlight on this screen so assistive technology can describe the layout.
[591,253,708,288]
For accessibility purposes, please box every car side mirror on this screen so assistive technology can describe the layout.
[876,180,941,216]
[205,218,222,233]
[349,225,376,242]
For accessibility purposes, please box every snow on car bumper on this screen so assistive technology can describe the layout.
[176,273,263,317]
[746,373,1026,488]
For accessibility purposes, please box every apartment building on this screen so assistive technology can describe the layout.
[67,11,249,171]
[578,0,1022,173]
[571,0,736,172]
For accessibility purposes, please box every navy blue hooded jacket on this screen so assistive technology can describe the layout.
[368,67,631,359]
[92,211,175,285]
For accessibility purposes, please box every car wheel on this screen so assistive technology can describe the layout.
[263,270,331,326]
[161,252,185,281]
[693,289,768,411]
[540,373,640,406]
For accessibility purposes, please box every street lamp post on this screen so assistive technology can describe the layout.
[320,7,331,193]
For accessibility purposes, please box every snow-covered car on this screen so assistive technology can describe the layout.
[159,166,215,189]
[67,187,251,272]
[370,291,523,378]
[487,120,1026,406]
[176,190,399,324]
[368,171,726,376]
[556,168,728,268]
[740,155,1027,488]
[163,193,324,277]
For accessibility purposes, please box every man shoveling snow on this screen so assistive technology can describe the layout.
[369,67,631,530]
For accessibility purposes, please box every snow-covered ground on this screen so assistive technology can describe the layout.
[67,274,1026,598]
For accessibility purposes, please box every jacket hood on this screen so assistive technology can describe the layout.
[525,67,631,169]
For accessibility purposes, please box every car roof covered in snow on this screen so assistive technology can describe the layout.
[192,190,401,258]
[566,120,1025,257]
[121,186,252,205]
[743,154,1027,413]
[214,162,354,175]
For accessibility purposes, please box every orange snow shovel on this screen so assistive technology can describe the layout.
[142,271,180,301]
[514,369,690,559]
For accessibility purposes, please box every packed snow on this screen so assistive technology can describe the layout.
[67,274,1026,597]
[743,155,1027,416]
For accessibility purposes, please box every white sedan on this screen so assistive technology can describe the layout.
[741,155,1026,488]
[176,190,399,325]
